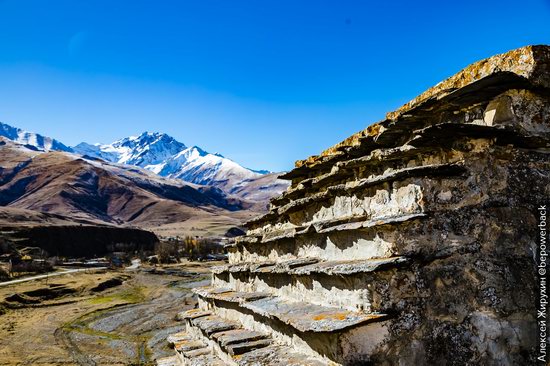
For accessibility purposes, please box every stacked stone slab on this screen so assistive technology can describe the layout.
[160,45,550,365]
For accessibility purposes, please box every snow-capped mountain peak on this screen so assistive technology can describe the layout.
[74,131,187,167]
[115,131,183,149]
[0,121,72,152]
[73,132,265,191]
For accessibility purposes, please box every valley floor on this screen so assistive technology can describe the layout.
[0,262,218,365]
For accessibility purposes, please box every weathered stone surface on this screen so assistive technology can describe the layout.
[242,213,427,250]
[197,285,387,332]
[184,354,226,366]
[194,287,272,303]
[241,296,387,333]
[174,339,207,353]
[167,331,192,344]
[235,235,261,244]
[212,329,268,347]
[255,258,319,273]
[156,355,181,366]
[215,256,406,277]
[273,162,463,210]
[162,46,550,365]
[180,347,210,358]
[212,261,274,274]
[225,338,273,356]
[176,309,211,321]
[289,256,408,276]
[314,212,427,234]
[180,308,332,365]
[386,46,550,120]
[191,315,239,336]
[234,346,329,366]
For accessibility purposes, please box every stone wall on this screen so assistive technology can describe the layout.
[158,45,550,366]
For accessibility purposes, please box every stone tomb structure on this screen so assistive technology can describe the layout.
[158,45,550,365]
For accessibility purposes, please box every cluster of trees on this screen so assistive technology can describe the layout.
[181,236,224,260]
[0,243,53,279]
[154,236,225,263]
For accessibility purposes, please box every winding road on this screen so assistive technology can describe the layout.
[0,267,108,287]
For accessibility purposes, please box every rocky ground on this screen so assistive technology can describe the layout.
[0,261,218,365]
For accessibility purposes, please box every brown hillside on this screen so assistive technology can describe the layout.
[0,138,252,233]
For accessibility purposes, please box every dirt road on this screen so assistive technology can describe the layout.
[0,267,108,287]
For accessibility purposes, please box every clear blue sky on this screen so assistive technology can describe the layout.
[1,0,549,171]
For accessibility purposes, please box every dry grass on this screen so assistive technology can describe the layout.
[0,262,216,365]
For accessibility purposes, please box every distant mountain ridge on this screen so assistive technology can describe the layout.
[0,121,288,203]
[0,121,73,152]
[73,132,269,191]
[0,121,289,238]
[0,122,288,210]
[0,137,254,237]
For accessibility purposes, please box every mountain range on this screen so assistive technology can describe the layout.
[73,132,270,192]
[0,121,288,237]
[0,121,287,199]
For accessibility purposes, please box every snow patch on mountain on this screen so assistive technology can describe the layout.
[153,145,262,187]
[0,122,72,152]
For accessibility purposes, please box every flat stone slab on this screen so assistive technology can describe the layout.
[218,291,270,303]
[167,331,192,344]
[176,308,211,321]
[182,347,211,358]
[186,354,227,366]
[235,235,261,245]
[212,258,319,275]
[289,256,409,276]
[262,228,298,243]
[174,339,207,353]
[155,355,181,366]
[196,287,387,332]
[245,212,427,246]
[214,255,408,277]
[212,261,275,274]
[342,163,463,194]
[235,345,328,366]
[212,328,269,347]
[193,286,229,296]
[191,314,239,335]
[194,287,272,303]
[207,287,235,294]
[314,213,427,234]
[254,258,319,274]
[241,297,387,333]
[226,338,272,356]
